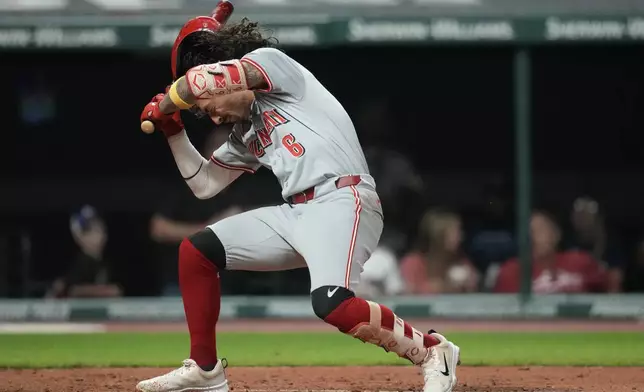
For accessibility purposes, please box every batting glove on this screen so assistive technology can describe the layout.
[140,93,184,137]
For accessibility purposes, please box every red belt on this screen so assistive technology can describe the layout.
[289,175,362,204]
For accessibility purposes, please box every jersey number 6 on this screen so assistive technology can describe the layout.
[282,133,305,157]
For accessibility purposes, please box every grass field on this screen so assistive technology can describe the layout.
[2,331,643,368]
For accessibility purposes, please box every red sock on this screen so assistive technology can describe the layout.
[179,239,221,368]
[324,296,439,364]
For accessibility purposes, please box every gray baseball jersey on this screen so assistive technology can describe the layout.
[211,47,371,199]
[208,47,383,291]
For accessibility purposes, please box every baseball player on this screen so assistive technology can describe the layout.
[136,3,460,392]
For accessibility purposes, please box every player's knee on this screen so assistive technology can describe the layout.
[184,228,227,270]
[310,285,355,320]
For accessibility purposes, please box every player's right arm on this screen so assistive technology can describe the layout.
[142,93,257,200]
[168,130,242,199]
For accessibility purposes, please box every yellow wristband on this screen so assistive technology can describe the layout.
[169,77,193,110]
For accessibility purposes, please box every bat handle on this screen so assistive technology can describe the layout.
[141,120,155,134]
[211,0,234,26]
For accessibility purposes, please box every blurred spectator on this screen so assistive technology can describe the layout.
[400,208,479,294]
[623,239,644,292]
[464,176,516,291]
[150,126,243,295]
[562,196,623,292]
[495,210,608,294]
[46,205,122,298]
[356,245,405,298]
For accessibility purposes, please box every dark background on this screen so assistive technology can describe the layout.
[1,44,643,297]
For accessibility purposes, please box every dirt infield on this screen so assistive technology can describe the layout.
[2,320,643,392]
[3,366,644,392]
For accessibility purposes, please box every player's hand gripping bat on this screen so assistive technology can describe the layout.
[140,0,234,134]
[140,58,249,134]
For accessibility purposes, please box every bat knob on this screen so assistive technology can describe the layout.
[141,120,155,134]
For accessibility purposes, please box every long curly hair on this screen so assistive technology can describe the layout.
[176,18,278,78]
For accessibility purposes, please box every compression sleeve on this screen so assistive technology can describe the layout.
[167,130,243,199]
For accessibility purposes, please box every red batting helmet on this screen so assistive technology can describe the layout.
[171,0,234,80]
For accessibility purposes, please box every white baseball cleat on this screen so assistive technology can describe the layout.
[420,332,460,392]
[136,358,229,392]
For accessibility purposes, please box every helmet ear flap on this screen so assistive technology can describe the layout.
[170,0,234,79]
[170,2,235,79]
[174,31,219,79]
[171,17,222,79]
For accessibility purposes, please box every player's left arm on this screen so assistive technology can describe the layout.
[240,61,269,90]
[159,48,303,114]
